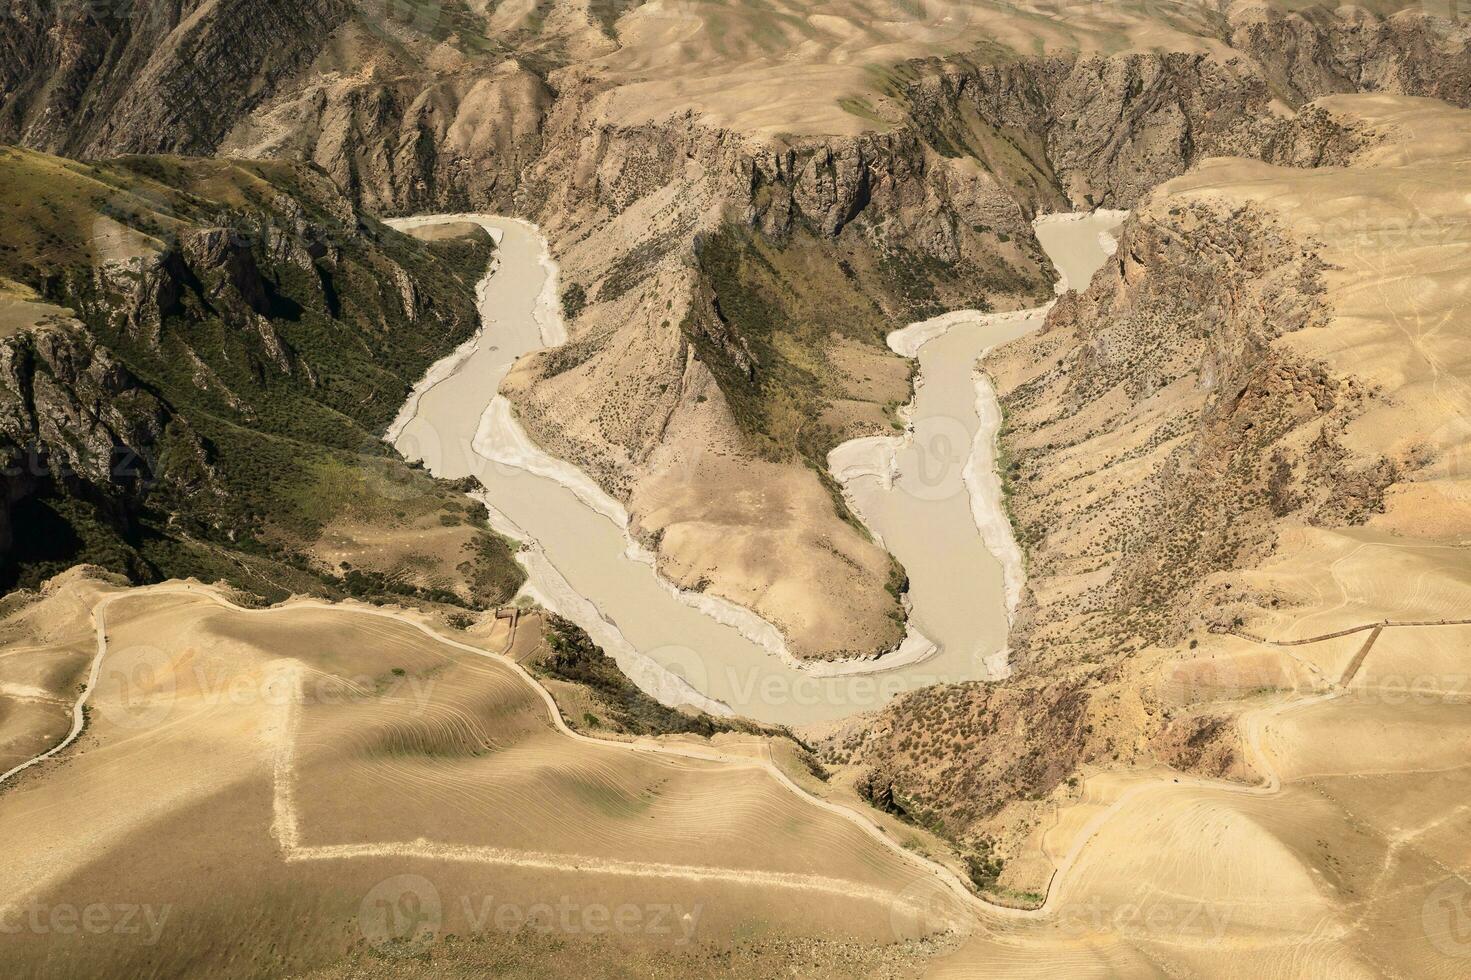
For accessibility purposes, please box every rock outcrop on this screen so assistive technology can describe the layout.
[0,148,512,598]
[0,320,177,561]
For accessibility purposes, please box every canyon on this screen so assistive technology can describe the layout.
[382,209,1120,727]
[7,0,1471,663]
[0,0,1468,976]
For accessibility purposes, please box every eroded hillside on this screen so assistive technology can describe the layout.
[7,0,1469,659]
[836,96,1471,898]
[0,148,522,605]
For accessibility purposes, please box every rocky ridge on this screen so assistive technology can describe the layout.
[0,148,521,602]
[834,95,1471,887]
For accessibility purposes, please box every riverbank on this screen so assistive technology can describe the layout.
[384,212,1121,726]
[826,211,1127,684]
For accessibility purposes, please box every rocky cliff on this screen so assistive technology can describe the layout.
[835,95,1471,882]
[0,147,521,602]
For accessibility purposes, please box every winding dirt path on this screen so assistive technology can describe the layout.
[1222,617,1471,647]
[0,585,988,921]
[1033,617,1471,907]
[7,583,1469,932]
[1339,626,1385,686]
[0,600,109,787]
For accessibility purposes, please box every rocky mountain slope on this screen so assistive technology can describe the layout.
[0,147,522,604]
[835,95,1471,889]
[0,0,1469,955]
[494,5,1470,658]
[5,0,1469,659]
[1,0,349,156]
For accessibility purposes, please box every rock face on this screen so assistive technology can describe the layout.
[902,12,1471,210]
[1229,3,1471,108]
[0,322,175,561]
[0,148,500,594]
[223,52,556,215]
[902,52,1284,209]
[6,2,1468,220]
[1008,200,1362,645]
[0,0,349,155]
[485,13,1470,658]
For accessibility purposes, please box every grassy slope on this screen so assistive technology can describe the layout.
[0,147,524,606]
[685,218,1045,467]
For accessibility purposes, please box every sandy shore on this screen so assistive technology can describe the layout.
[964,371,1026,625]
[828,210,1128,682]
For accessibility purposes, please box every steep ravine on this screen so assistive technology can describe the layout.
[6,1,1469,661]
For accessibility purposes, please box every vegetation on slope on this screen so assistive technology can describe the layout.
[533,615,750,738]
[531,615,828,776]
[0,147,523,607]
[683,218,1044,468]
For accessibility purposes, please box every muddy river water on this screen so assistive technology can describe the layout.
[386,212,1124,727]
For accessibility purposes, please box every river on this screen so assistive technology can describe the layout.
[385,211,1124,727]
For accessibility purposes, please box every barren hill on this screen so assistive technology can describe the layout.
[837,94,1471,900]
